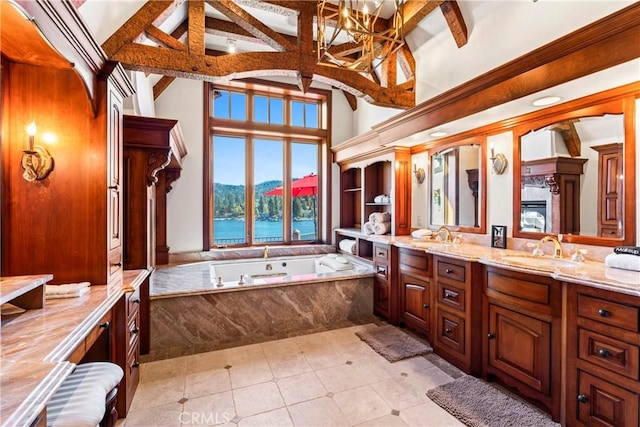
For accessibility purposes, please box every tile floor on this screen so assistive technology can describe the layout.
[123,324,467,427]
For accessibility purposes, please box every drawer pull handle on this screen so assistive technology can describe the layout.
[131,361,140,369]
[445,269,453,274]
[598,349,610,358]
[488,333,495,339]
[130,327,139,335]
[444,292,455,299]
[577,394,589,404]
[444,328,452,334]
[598,309,610,318]
[108,185,118,190]
[423,303,430,309]
[99,322,110,329]
[113,262,122,267]
[377,251,385,257]
[132,298,141,304]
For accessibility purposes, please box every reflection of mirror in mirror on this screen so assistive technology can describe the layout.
[430,145,481,228]
[520,114,624,237]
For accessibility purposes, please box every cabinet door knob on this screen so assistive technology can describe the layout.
[445,269,453,274]
[598,349,610,358]
[444,328,452,334]
[132,298,140,304]
[422,303,429,309]
[108,185,118,190]
[488,333,495,339]
[130,327,139,335]
[113,262,122,267]
[131,361,140,369]
[444,292,455,299]
[99,321,110,329]
[577,394,589,404]
[598,309,610,317]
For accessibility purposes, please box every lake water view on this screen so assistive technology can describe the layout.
[214,218,317,244]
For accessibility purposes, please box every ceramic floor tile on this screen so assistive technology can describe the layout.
[322,328,363,346]
[388,356,435,375]
[268,353,313,379]
[287,397,349,427]
[125,402,183,427]
[356,414,408,427]
[228,359,274,389]
[141,357,187,381]
[184,368,232,399]
[261,338,301,359]
[182,390,236,426]
[315,363,368,392]
[351,356,397,384]
[232,381,285,418]
[226,343,266,364]
[188,350,229,373]
[277,372,328,406]
[130,376,186,412]
[370,375,431,410]
[303,347,348,370]
[399,400,465,427]
[332,385,392,425]
[340,340,380,361]
[406,366,454,390]
[237,407,293,427]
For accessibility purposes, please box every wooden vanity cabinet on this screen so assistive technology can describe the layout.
[566,285,640,427]
[398,248,432,337]
[482,266,562,421]
[432,256,482,375]
[372,243,392,320]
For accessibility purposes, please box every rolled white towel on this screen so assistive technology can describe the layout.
[46,285,90,299]
[369,212,391,223]
[363,221,375,235]
[412,229,433,239]
[605,253,640,272]
[46,282,90,295]
[373,221,391,235]
[338,239,356,254]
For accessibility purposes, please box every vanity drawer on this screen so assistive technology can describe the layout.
[486,269,551,307]
[436,309,465,354]
[126,287,141,319]
[399,248,430,277]
[437,261,465,283]
[86,310,112,351]
[437,283,465,312]
[375,264,388,281]
[373,244,390,264]
[579,328,639,379]
[578,294,639,332]
[127,311,141,349]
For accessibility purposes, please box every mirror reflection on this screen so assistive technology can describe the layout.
[430,144,481,228]
[520,114,624,237]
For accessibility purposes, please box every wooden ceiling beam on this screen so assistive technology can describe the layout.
[188,0,205,54]
[204,16,298,46]
[152,0,187,28]
[440,0,468,48]
[153,75,176,100]
[171,19,189,40]
[549,120,582,157]
[400,0,445,35]
[342,90,358,111]
[145,25,186,51]
[206,0,297,52]
[297,6,315,92]
[398,44,415,81]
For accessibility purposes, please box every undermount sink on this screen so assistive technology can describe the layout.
[501,255,580,269]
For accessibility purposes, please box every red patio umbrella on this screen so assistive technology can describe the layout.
[263,173,318,197]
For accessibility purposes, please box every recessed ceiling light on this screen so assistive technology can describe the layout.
[227,39,237,53]
[532,96,561,107]
[430,131,448,137]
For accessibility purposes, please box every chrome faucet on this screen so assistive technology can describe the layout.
[436,226,452,243]
[541,235,563,258]
[263,245,270,259]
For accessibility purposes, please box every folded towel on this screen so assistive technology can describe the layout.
[605,253,640,272]
[373,221,391,235]
[363,221,375,235]
[369,212,391,223]
[46,282,90,299]
[614,246,640,256]
[338,239,356,254]
[412,229,433,239]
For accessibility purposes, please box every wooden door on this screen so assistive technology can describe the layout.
[107,79,124,280]
[577,371,638,427]
[488,303,551,395]
[400,273,430,334]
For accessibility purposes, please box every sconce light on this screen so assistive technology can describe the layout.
[413,164,425,184]
[22,122,54,182]
[489,146,508,175]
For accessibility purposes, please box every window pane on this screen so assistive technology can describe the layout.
[291,101,304,127]
[230,93,246,120]
[213,90,229,118]
[254,96,268,123]
[255,139,284,243]
[305,103,318,128]
[213,135,246,245]
[291,142,318,241]
[270,98,284,124]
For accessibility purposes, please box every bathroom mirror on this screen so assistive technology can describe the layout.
[430,140,485,233]
[514,97,636,246]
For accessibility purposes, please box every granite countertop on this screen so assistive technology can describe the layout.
[335,229,640,297]
[0,275,52,305]
[0,269,150,427]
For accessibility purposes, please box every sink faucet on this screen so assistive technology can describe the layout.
[263,245,270,259]
[541,235,563,258]
[436,226,452,243]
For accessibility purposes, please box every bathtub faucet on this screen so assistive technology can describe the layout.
[263,246,270,259]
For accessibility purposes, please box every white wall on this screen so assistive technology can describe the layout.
[487,132,514,236]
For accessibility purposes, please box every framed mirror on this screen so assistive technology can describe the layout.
[513,95,636,246]
[429,139,486,233]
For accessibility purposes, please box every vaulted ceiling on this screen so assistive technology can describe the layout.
[100,0,468,109]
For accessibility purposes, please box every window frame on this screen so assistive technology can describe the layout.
[203,80,331,249]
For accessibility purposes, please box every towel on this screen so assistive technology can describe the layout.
[46,282,91,299]
[369,212,391,223]
[338,239,356,254]
[373,221,391,235]
[363,221,375,235]
[614,246,640,256]
[412,229,433,239]
[605,253,640,272]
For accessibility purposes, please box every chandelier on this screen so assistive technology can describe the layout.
[317,0,405,74]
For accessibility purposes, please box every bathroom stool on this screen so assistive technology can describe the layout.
[47,362,124,427]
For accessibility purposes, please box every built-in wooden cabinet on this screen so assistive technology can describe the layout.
[483,266,562,422]
[398,248,432,336]
[591,143,624,238]
[107,79,125,285]
[566,285,640,427]
[373,243,398,321]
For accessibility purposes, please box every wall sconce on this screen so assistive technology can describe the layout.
[22,122,54,182]
[413,164,425,184]
[489,146,508,175]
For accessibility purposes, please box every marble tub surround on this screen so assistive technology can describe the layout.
[168,244,336,265]
[144,277,375,361]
